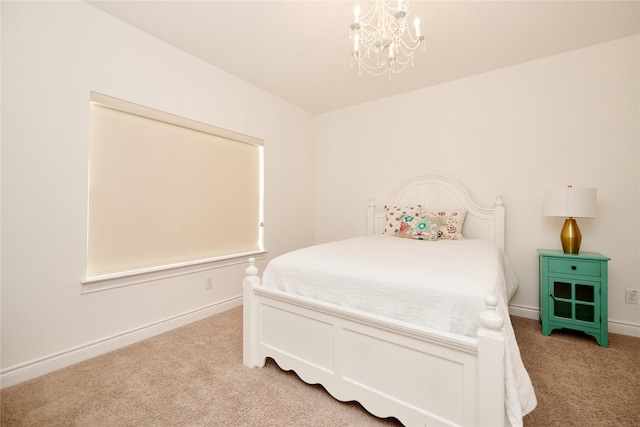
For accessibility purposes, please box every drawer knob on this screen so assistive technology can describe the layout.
[571,265,577,270]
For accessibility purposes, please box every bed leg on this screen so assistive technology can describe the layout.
[243,257,262,368]
[477,295,506,427]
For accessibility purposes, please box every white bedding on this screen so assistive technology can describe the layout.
[263,235,513,337]
[261,234,537,425]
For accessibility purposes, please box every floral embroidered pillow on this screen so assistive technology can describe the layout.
[424,210,467,240]
[384,205,422,235]
[397,215,441,241]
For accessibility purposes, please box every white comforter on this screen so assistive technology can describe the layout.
[261,234,537,426]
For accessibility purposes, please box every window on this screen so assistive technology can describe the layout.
[85,92,264,290]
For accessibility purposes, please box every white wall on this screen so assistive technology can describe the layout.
[314,35,640,333]
[1,1,315,385]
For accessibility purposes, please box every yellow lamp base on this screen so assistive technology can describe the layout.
[560,217,582,254]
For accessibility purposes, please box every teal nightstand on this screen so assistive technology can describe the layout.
[538,249,610,347]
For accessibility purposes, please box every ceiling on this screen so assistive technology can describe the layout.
[87,1,639,115]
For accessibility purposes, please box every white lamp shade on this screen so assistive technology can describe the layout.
[544,187,597,218]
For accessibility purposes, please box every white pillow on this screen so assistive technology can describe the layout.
[383,205,422,235]
[423,210,467,240]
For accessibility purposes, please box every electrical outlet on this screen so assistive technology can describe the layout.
[205,278,213,290]
[625,289,638,304]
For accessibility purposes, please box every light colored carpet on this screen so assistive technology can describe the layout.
[513,316,640,427]
[2,307,639,426]
[1,307,399,426]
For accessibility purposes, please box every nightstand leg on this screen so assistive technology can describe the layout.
[540,316,552,336]
[597,332,608,347]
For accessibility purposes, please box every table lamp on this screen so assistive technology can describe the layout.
[544,186,597,254]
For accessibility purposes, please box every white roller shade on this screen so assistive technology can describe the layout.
[88,92,263,278]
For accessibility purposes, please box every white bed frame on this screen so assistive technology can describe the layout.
[243,175,507,426]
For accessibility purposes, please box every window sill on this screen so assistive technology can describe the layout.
[81,250,267,294]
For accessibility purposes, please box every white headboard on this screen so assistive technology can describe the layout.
[367,175,505,251]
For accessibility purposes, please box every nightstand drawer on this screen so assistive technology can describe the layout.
[548,258,601,277]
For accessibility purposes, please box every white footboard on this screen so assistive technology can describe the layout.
[243,258,505,427]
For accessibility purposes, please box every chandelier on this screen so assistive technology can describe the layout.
[349,0,425,78]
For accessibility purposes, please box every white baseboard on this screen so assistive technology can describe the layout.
[508,303,640,338]
[609,319,640,337]
[0,297,242,389]
[508,304,539,320]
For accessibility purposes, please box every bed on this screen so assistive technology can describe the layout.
[243,175,536,426]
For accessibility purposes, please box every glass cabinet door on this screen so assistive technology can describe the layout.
[548,278,599,326]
